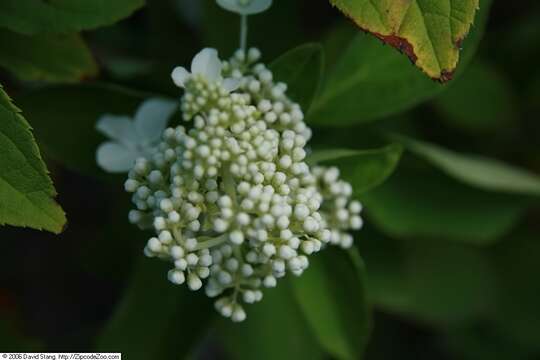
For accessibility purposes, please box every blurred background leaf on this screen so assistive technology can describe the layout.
[394,135,540,196]
[270,43,324,112]
[308,144,403,194]
[358,227,498,327]
[361,160,528,245]
[0,30,97,82]
[0,0,145,35]
[96,257,214,359]
[433,60,517,134]
[18,85,149,178]
[218,284,324,360]
[290,248,371,360]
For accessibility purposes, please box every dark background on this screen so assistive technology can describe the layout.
[1,0,539,359]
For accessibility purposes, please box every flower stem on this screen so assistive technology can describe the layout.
[222,163,237,203]
[240,15,248,53]
[195,234,228,251]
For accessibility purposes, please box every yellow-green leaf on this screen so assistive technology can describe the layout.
[0,86,66,234]
[330,0,481,81]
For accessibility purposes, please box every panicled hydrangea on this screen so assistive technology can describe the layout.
[120,47,363,322]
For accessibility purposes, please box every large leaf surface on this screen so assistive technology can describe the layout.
[330,0,480,81]
[0,86,66,233]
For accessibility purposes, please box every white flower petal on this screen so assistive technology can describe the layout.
[96,115,139,146]
[223,77,240,93]
[191,48,222,82]
[216,0,273,15]
[134,98,178,143]
[172,66,190,88]
[96,142,139,173]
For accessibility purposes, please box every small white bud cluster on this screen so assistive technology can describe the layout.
[124,48,363,321]
[312,167,364,249]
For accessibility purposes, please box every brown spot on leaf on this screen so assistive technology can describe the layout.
[337,10,419,63]
[455,37,464,50]
[339,13,452,83]
[438,69,455,83]
[372,32,418,64]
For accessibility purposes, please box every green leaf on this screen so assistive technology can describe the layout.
[290,248,371,360]
[0,30,98,82]
[270,43,324,112]
[17,84,147,177]
[395,135,540,196]
[0,0,145,35]
[329,0,480,81]
[433,60,517,133]
[96,257,214,358]
[218,284,325,360]
[309,0,492,126]
[320,24,356,73]
[308,144,403,194]
[361,163,527,245]
[309,33,437,126]
[358,228,498,326]
[0,86,66,234]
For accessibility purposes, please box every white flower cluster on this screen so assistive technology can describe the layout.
[123,48,363,322]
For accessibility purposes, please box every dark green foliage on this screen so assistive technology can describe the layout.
[0,1,539,359]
